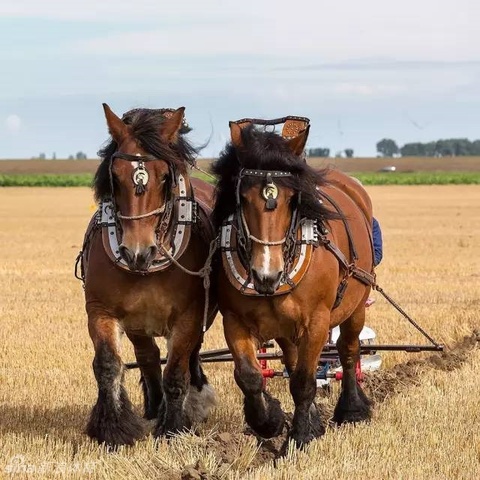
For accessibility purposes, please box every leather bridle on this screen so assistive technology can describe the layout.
[234,168,300,272]
[108,152,174,224]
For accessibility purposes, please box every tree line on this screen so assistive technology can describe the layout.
[35,151,88,160]
[308,138,480,158]
[308,148,354,158]
[376,138,480,157]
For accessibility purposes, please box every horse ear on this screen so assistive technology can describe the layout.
[229,122,244,148]
[159,107,185,143]
[229,120,251,148]
[103,103,128,143]
[286,125,310,156]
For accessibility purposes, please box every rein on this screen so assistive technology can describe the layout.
[158,237,219,332]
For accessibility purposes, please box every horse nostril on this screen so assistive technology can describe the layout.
[119,244,134,264]
[147,245,158,260]
[251,269,262,286]
[120,244,157,271]
[134,245,158,271]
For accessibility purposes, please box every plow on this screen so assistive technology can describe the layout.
[125,286,444,390]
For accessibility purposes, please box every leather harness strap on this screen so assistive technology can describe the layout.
[320,236,375,287]
[317,189,358,261]
[316,189,376,308]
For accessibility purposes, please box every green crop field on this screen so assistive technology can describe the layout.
[1,171,480,187]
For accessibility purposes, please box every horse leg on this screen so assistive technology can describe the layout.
[288,312,330,447]
[154,325,197,437]
[333,303,372,425]
[86,316,146,446]
[224,313,285,438]
[184,338,217,425]
[276,338,298,376]
[126,333,163,420]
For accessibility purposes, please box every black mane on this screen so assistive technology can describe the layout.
[93,108,199,201]
[211,125,339,228]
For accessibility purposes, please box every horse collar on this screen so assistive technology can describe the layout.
[220,214,319,296]
[98,173,196,274]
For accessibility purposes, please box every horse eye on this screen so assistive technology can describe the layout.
[159,174,168,184]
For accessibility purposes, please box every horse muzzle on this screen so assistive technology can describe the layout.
[119,244,158,272]
[251,268,282,295]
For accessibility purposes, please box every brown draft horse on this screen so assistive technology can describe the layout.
[79,105,217,446]
[212,118,375,448]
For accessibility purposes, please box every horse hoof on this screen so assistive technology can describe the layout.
[333,401,372,425]
[332,384,372,426]
[245,392,285,439]
[86,404,147,447]
[184,383,217,424]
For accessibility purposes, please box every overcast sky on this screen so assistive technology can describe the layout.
[1,0,479,158]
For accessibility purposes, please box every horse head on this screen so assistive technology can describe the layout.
[214,117,317,295]
[97,104,188,272]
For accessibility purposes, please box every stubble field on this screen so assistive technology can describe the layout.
[0,186,479,479]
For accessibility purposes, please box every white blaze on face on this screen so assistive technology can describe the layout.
[259,245,271,277]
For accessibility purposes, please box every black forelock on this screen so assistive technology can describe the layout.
[211,125,339,228]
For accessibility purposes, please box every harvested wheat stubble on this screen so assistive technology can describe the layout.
[0,186,480,479]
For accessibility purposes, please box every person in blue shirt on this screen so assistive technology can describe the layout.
[372,217,383,266]
[347,176,383,266]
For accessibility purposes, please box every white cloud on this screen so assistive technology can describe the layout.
[333,83,406,96]
[5,114,22,133]
[0,0,259,20]
[14,0,475,63]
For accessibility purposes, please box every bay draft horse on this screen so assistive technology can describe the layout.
[212,118,375,448]
[79,105,217,446]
